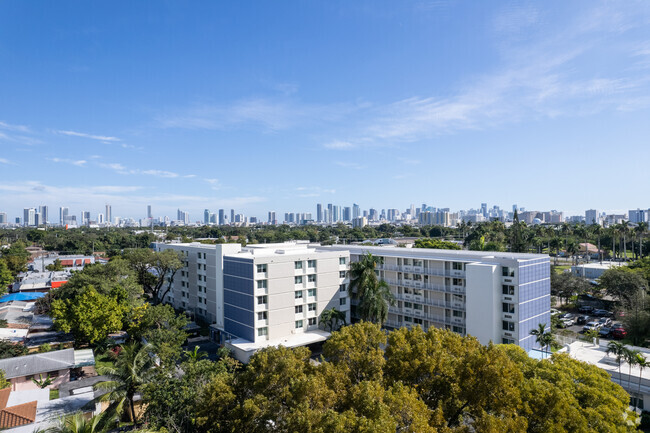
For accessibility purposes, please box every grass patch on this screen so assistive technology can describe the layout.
[49,389,59,400]
[94,351,117,371]
[553,265,571,274]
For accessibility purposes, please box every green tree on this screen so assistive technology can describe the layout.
[0,259,13,295]
[0,369,10,389]
[348,253,382,301]
[51,286,127,345]
[123,248,183,304]
[42,411,114,433]
[0,241,31,276]
[319,307,347,332]
[606,341,628,384]
[128,304,188,367]
[414,238,461,250]
[598,267,648,308]
[0,340,29,359]
[95,343,155,424]
[45,259,64,271]
[357,280,395,325]
[550,271,591,305]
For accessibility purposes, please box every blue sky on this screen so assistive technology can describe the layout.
[1,1,650,221]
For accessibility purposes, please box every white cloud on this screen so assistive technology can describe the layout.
[57,130,121,142]
[335,161,365,170]
[139,169,179,178]
[48,157,87,167]
[0,121,30,132]
[0,158,13,165]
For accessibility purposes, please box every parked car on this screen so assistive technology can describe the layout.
[599,327,611,338]
[598,317,612,327]
[559,313,575,320]
[593,309,613,317]
[560,318,574,327]
[576,315,590,325]
[611,323,624,330]
[578,305,595,313]
[611,327,627,339]
[551,309,560,316]
[582,321,602,332]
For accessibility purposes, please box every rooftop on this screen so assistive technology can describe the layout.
[326,244,549,262]
[227,329,331,353]
[0,349,75,379]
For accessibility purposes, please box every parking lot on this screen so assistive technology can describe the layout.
[553,307,626,342]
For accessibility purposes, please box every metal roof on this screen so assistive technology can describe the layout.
[0,349,75,379]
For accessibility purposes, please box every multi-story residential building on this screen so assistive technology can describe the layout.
[326,245,551,351]
[629,209,647,224]
[154,241,350,362]
[105,204,112,225]
[23,208,36,227]
[585,209,600,225]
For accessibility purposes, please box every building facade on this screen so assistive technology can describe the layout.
[326,245,551,351]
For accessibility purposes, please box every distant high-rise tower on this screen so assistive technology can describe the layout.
[147,205,152,219]
[59,207,69,225]
[105,205,112,225]
[39,205,48,224]
[218,209,225,225]
[353,203,360,220]
[585,209,599,225]
[98,213,105,224]
[204,209,211,224]
[317,204,323,223]
[23,208,36,226]
[327,204,333,223]
[481,203,488,218]
[82,211,91,225]
[230,209,235,224]
[268,211,276,225]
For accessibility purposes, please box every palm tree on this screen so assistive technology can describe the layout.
[550,237,561,265]
[606,341,628,385]
[590,224,604,264]
[41,412,114,433]
[184,345,207,362]
[530,323,553,358]
[357,280,395,325]
[620,222,630,261]
[566,241,579,266]
[319,307,347,332]
[635,222,647,259]
[348,253,382,300]
[634,352,648,412]
[94,343,155,424]
[624,348,640,391]
[608,225,619,260]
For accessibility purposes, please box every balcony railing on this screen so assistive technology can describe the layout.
[377,264,466,279]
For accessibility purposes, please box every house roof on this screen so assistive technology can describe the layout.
[0,349,75,379]
[0,388,37,429]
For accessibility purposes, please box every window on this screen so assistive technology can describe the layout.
[308,274,316,283]
[295,320,303,329]
[307,288,316,297]
[413,317,423,325]
[295,305,303,314]
[197,252,201,258]
[452,310,463,317]
[257,312,267,320]
[502,321,515,331]
[308,318,317,326]
[257,295,267,304]
[404,301,413,309]
[339,257,346,265]
[295,276,303,284]
[257,280,267,289]
[502,267,515,277]
[452,278,464,286]
[404,316,413,322]
[308,303,317,311]
[502,338,515,344]
[413,259,423,267]
[339,271,346,278]
[453,326,464,333]
[197,263,201,270]
[295,291,303,299]
[258,327,268,336]
[413,303,422,310]
[295,261,303,269]
[308,260,316,268]
[452,262,464,270]
[502,285,515,295]
[339,297,346,306]
[339,284,346,292]
[453,294,463,302]
[257,264,267,273]
[502,303,515,314]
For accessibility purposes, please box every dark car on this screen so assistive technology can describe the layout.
[576,315,590,325]
[593,309,613,317]
[599,327,611,338]
[578,305,595,313]
[611,327,627,339]
[611,323,625,330]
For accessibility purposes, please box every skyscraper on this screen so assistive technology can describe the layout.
[327,204,333,223]
[147,205,152,219]
[105,204,112,225]
[585,209,599,225]
[82,211,91,225]
[218,209,225,225]
[204,209,210,224]
[59,207,69,225]
[39,205,48,224]
[268,211,276,224]
[481,203,488,218]
[316,204,323,223]
[230,209,235,224]
[352,203,360,220]
[343,207,351,222]
[23,208,36,226]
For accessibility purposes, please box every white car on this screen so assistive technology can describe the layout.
[582,321,601,332]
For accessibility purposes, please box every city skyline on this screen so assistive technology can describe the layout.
[1,1,650,218]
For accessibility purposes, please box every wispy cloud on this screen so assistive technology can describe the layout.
[99,162,195,179]
[335,161,366,170]
[293,186,336,198]
[156,98,356,132]
[48,157,87,167]
[0,121,30,133]
[322,1,650,150]
[57,130,121,142]
[0,158,14,165]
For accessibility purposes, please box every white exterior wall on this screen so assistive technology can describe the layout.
[465,263,502,345]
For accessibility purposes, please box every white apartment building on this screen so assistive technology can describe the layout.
[154,241,349,362]
[326,245,551,351]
